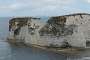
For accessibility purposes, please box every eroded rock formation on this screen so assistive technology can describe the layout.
[8,13,90,48]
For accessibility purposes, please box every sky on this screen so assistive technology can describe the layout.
[0,0,90,17]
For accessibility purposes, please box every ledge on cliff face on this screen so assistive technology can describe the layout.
[51,13,90,17]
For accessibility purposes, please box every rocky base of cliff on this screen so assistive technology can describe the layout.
[7,39,85,55]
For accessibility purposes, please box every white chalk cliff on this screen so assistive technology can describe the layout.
[8,13,90,48]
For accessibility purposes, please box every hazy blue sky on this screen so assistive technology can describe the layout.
[0,0,90,17]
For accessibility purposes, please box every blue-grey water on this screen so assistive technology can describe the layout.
[0,17,90,60]
[0,40,90,60]
[0,40,67,60]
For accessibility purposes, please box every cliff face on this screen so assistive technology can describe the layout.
[39,13,90,48]
[40,16,76,36]
[9,17,45,44]
[8,13,90,48]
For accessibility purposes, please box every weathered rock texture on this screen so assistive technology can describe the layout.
[8,13,90,48]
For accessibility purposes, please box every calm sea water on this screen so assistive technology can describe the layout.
[0,40,67,60]
[0,39,90,60]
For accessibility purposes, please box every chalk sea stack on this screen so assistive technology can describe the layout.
[8,13,90,48]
